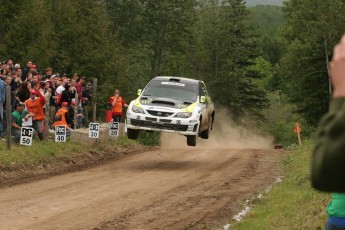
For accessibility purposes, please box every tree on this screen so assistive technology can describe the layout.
[281,0,345,125]
[189,0,269,119]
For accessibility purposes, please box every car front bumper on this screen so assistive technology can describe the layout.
[126,112,200,136]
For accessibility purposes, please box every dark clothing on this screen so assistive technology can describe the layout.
[82,88,92,105]
[16,89,30,103]
[112,115,121,123]
[10,79,20,92]
[326,220,345,230]
[21,68,30,81]
[59,87,76,105]
[60,91,74,105]
[312,98,345,192]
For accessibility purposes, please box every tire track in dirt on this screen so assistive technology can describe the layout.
[96,148,282,230]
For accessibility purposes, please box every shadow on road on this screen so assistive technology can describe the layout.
[132,160,205,171]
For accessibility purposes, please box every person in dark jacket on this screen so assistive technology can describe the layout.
[59,84,76,106]
[21,60,32,81]
[16,81,31,104]
[312,34,345,230]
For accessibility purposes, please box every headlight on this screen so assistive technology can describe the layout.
[175,112,192,118]
[132,105,144,114]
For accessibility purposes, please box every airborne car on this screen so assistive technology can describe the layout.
[125,76,215,146]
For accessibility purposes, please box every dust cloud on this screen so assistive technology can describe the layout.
[160,107,273,149]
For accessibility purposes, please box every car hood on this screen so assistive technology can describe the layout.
[139,96,194,109]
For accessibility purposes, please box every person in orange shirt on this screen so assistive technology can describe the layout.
[25,88,46,140]
[53,102,72,136]
[109,89,128,123]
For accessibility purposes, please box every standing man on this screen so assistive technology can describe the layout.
[22,60,32,82]
[43,67,52,81]
[312,34,345,229]
[75,76,85,105]
[109,89,128,123]
[25,88,46,140]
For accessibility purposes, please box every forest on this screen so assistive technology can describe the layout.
[0,0,343,146]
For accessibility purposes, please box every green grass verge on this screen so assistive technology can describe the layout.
[0,136,138,168]
[231,140,330,229]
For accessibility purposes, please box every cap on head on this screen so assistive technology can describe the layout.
[17,102,25,107]
[61,102,68,107]
[30,90,36,95]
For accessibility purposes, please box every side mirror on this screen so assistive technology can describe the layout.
[137,89,142,96]
[200,96,206,103]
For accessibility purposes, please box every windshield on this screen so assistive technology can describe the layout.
[142,79,198,101]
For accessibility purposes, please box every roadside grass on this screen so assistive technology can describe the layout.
[231,140,330,230]
[0,136,138,168]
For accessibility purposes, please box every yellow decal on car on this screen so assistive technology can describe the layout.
[184,102,197,112]
[134,98,143,107]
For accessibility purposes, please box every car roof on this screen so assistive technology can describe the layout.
[153,76,201,84]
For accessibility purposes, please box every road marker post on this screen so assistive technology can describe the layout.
[293,123,302,145]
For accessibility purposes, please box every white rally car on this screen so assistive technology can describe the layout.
[125,76,215,146]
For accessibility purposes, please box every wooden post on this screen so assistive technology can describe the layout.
[74,91,79,129]
[92,78,97,122]
[5,85,11,150]
[44,91,51,140]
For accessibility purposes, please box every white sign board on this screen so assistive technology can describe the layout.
[55,125,67,142]
[89,123,100,138]
[20,127,34,146]
[109,122,120,136]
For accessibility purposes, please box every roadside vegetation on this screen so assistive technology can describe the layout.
[231,140,330,229]
[0,137,139,168]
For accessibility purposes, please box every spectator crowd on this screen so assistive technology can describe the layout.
[0,58,93,141]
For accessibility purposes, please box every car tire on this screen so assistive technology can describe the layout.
[127,128,139,140]
[187,135,197,146]
[200,116,212,139]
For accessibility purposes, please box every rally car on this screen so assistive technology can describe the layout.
[125,76,215,146]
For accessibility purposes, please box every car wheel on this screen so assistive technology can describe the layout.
[127,128,139,140]
[187,135,197,146]
[200,116,212,139]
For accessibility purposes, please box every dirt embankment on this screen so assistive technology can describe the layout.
[0,145,156,188]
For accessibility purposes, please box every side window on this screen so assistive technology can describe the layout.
[199,82,209,97]
[199,82,208,104]
[199,83,206,97]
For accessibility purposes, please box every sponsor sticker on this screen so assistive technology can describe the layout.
[109,122,120,136]
[20,127,34,146]
[89,123,100,138]
[161,82,185,87]
[55,125,67,142]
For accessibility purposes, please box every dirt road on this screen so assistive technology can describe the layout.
[0,141,282,230]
